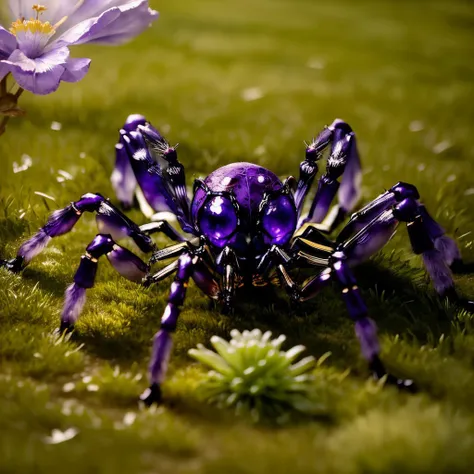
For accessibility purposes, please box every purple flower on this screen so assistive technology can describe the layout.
[0,1,158,95]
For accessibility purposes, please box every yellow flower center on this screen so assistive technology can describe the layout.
[10,18,55,36]
[9,5,55,37]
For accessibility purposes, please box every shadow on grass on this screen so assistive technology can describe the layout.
[22,268,70,297]
[56,258,462,375]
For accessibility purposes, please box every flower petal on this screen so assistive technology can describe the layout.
[56,0,151,32]
[0,62,10,81]
[61,57,91,83]
[82,0,159,45]
[4,47,69,95]
[0,27,17,58]
[8,0,22,20]
[53,8,121,47]
[54,0,157,46]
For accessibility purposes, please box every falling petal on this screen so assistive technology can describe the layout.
[12,154,33,173]
[43,427,78,444]
[432,140,452,154]
[62,382,75,393]
[34,191,56,201]
[241,87,263,101]
[409,120,424,132]
[123,412,136,426]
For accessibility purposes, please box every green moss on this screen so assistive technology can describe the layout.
[1,0,474,472]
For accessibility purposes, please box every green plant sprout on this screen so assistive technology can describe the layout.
[188,329,320,421]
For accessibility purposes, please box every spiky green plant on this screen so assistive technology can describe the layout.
[188,329,319,421]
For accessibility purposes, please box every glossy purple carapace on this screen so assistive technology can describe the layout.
[2,114,473,406]
[192,163,296,257]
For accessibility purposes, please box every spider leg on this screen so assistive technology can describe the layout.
[337,188,472,310]
[297,119,362,230]
[60,234,149,332]
[1,193,103,271]
[191,260,220,301]
[140,253,196,406]
[276,248,414,390]
[330,258,415,390]
[139,221,186,242]
[143,259,180,286]
[337,182,464,273]
[135,122,193,233]
[297,268,333,301]
[0,193,190,273]
[112,116,184,221]
[111,115,142,209]
[150,238,200,264]
[144,246,219,299]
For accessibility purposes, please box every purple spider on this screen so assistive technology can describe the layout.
[2,115,472,405]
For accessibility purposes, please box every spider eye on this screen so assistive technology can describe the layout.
[261,194,296,245]
[199,195,238,247]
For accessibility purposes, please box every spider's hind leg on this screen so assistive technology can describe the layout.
[336,182,473,311]
[337,182,463,271]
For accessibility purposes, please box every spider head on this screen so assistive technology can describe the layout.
[191,163,297,266]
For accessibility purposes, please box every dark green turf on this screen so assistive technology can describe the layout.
[1,0,474,472]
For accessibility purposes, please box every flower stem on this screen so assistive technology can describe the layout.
[0,116,10,137]
[0,75,6,96]
[0,77,24,137]
[0,76,9,137]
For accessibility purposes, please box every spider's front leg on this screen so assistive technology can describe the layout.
[0,193,158,272]
[140,252,197,406]
[284,249,415,390]
[0,190,191,274]
[111,115,193,231]
[295,119,362,231]
[330,256,415,390]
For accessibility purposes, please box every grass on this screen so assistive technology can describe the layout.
[1,0,474,472]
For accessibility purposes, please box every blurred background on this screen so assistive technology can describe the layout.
[0,1,474,473]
